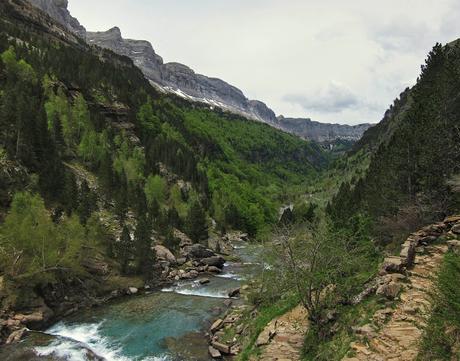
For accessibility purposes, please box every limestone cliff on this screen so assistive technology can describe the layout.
[27,0,372,143]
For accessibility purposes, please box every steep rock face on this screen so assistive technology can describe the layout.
[275,116,372,142]
[86,28,277,124]
[28,0,86,37]
[87,27,163,83]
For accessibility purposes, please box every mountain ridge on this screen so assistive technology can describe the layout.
[27,0,372,143]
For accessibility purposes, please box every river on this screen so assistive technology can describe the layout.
[3,241,262,361]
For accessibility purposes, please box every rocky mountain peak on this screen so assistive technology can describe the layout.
[105,26,122,39]
[28,0,86,38]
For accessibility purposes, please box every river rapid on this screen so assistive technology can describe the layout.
[2,242,262,361]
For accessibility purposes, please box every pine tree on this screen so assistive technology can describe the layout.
[118,225,132,275]
[77,180,96,225]
[134,216,155,279]
[62,171,79,216]
[186,200,208,242]
[167,206,182,229]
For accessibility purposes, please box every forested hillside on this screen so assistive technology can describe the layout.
[328,42,460,244]
[0,0,326,322]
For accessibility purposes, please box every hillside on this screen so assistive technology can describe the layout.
[0,0,327,345]
[328,42,460,244]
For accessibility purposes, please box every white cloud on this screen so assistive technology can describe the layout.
[284,82,359,113]
[68,0,460,125]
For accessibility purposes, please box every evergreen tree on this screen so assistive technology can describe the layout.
[62,171,79,216]
[186,200,208,242]
[77,180,96,225]
[118,225,132,275]
[167,206,182,229]
[134,216,155,279]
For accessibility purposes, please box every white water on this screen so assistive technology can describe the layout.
[215,272,245,281]
[161,280,230,299]
[34,322,168,361]
[35,322,128,361]
[28,241,261,361]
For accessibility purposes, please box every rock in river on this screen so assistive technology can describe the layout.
[228,288,240,298]
[201,256,226,269]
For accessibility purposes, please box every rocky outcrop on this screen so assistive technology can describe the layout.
[86,27,163,83]
[275,116,372,142]
[28,0,86,38]
[86,28,279,125]
[154,245,177,265]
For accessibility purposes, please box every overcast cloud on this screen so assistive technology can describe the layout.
[69,0,460,125]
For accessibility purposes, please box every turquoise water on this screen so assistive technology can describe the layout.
[35,291,226,360]
[23,242,262,361]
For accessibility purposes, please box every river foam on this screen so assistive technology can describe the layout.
[215,272,245,281]
[34,322,168,361]
[161,280,229,298]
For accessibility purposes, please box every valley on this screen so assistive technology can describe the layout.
[0,1,459,361]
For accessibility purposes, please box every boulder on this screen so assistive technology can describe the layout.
[189,270,199,278]
[210,319,224,333]
[200,278,210,285]
[419,235,438,245]
[211,341,231,354]
[451,224,460,234]
[376,282,401,300]
[381,256,405,273]
[127,287,138,295]
[176,257,187,266]
[6,328,27,344]
[201,256,226,269]
[400,241,416,267]
[208,266,222,273]
[208,346,222,359]
[256,321,276,346]
[154,245,176,264]
[228,288,240,298]
[185,244,216,260]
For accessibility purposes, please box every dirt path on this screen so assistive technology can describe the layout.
[344,244,448,361]
[254,305,308,361]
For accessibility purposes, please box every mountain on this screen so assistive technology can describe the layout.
[276,116,372,143]
[27,0,372,143]
[85,27,279,125]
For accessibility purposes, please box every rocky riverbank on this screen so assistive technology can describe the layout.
[0,229,250,349]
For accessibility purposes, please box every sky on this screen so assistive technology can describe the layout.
[69,0,460,125]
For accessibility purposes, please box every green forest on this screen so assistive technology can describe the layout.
[0,0,326,290]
